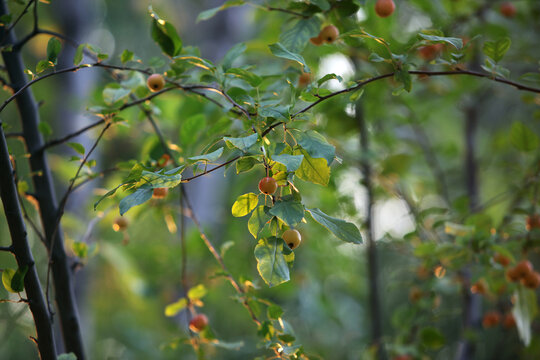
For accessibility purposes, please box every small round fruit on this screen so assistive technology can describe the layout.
[319,25,339,43]
[500,2,516,18]
[506,267,520,282]
[514,260,533,279]
[503,313,516,329]
[493,253,511,267]
[521,271,540,289]
[189,314,208,333]
[418,44,443,61]
[471,280,487,295]
[147,73,165,92]
[258,177,278,195]
[298,72,311,87]
[526,214,540,231]
[310,35,323,46]
[375,0,395,18]
[482,311,501,328]
[282,229,302,250]
[113,217,128,232]
[408,286,422,303]
[152,187,169,199]
[157,154,171,168]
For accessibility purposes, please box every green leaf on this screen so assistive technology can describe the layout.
[513,287,538,346]
[73,44,85,65]
[248,206,272,239]
[419,327,445,349]
[294,149,330,186]
[317,73,343,87]
[483,37,511,63]
[221,43,246,70]
[102,83,131,106]
[197,0,245,22]
[223,133,259,152]
[139,169,183,188]
[36,59,54,73]
[269,199,304,227]
[267,305,284,320]
[149,7,182,57]
[2,266,27,293]
[67,142,85,156]
[394,65,412,92]
[307,208,362,244]
[258,106,290,121]
[188,147,224,163]
[232,193,259,217]
[164,297,188,317]
[279,17,321,54]
[510,122,539,152]
[310,0,330,11]
[121,49,134,63]
[72,241,88,259]
[226,68,262,87]
[46,37,62,64]
[236,156,259,174]
[291,129,335,165]
[187,284,207,300]
[268,43,310,73]
[272,154,304,172]
[119,186,153,215]
[418,33,463,50]
[57,354,77,360]
[254,237,290,287]
[38,121,52,136]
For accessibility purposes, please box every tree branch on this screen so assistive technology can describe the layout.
[0,122,57,360]
[0,1,86,354]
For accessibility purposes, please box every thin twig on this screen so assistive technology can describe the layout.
[45,121,111,317]
[0,0,36,43]
[0,245,13,252]
[38,119,105,152]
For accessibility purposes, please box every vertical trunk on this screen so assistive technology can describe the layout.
[0,1,85,358]
[0,124,57,360]
[357,102,385,359]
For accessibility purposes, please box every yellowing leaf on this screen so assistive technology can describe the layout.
[232,193,259,217]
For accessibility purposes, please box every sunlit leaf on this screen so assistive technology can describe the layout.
[164,297,188,317]
[232,193,259,217]
[254,237,290,287]
[294,149,330,186]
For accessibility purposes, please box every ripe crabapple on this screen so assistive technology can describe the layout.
[319,25,339,43]
[493,253,511,267]
[482,311,501,328]
[282,229,302,250]
[258,177,278,195]
[152,187,169,199]
[514,260,533,279]
[298,72,311,87]
[189,314,208,333]
[310,35,323,46]
[375,0,395,18]
[418,44,443,61]
[500,2,516,18]
[147,73,165,92]
[521,271,540,289]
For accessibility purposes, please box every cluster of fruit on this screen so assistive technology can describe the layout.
[506,260,540,288]
[482,310,516,329]
[258,177,302,250]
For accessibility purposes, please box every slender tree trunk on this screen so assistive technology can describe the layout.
[0,124,57,360]
[0,1,85,358]
[357,102,385,359]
